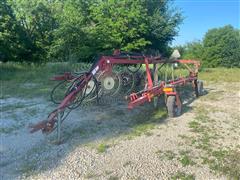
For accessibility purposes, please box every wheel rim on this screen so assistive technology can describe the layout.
[99,72,121,96]
[85,80,96,95]
[103,77,115,90]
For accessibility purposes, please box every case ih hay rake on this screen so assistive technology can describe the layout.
[30,50,202,141]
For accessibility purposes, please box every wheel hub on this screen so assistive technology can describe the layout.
[103,76,115,90]
[98,72,121,96]
[85,80,95,94]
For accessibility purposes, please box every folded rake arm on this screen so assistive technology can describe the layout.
[29,51,200,134]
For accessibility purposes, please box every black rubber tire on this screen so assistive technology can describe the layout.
[197,80,204,96]
[166,96,182,117]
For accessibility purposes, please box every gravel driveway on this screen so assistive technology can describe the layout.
[1,82,239,180]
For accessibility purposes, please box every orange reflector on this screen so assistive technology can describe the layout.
[163,87,173,92]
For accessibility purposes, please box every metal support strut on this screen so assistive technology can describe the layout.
[57,110,62,144]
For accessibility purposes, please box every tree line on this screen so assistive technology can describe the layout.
[1,0,239,67]
[0,0,182,63]
[176,25,240,67]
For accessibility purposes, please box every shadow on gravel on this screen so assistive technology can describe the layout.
[179,85,209,113]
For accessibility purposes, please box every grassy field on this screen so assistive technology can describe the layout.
[0,62,90,99]
[1,62,239,99]
[199,68,240,82]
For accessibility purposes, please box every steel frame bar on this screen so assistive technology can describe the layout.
[126,59,199,109]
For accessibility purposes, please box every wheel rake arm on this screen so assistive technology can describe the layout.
[29,50,201,137]
[29,73,93,133]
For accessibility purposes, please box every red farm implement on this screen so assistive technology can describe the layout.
[29,50,202,142]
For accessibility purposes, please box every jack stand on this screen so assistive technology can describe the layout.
[194,79,199,97]
[56,110,62,145]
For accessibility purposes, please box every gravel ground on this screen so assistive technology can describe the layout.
[0,82,239,180]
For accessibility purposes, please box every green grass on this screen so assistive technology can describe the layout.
[108,176,119,180]
[146,66,240,83]
[188,106,213,146]
[19,161,37,177]
[194,107,209,123]
[18,141,53,175]
[187,109,214,152]
[185,105,240,178]
[178,153,195,167]
[18,144,57,177]
[105,170,114,175]
[202,149,240,178]
[201,91,224,101]
[85,171,99,179]
[159,66,189,82]
[0,62,90,99]
[155,66,240,83]
[23,108,38,116]
[157,149,195,167]
[188,121,203,133]
[156,150,175,160]
[123,161,132,167]
[97,143,109,153]
[199,68,240,82]
[2,62,239,100]
[71,127,87,136]
[171,171,195,180]
[142,65,240,87]
[1,103,28,112]
[0,125,22,134]
[128,123,155,138]
[126,107,167,139]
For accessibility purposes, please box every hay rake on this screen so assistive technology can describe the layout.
[29,50,202,142]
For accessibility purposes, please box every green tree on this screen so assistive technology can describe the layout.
[89,0,150,52]
[181,41,204,60]
[51,0,151,62]
[202,25,240,67]
[49,0,94,62]
[2,0,182,63]
[51,0,182,62]
[144,0,183,55]
[8,0,57,63]
[0,0,30,62]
